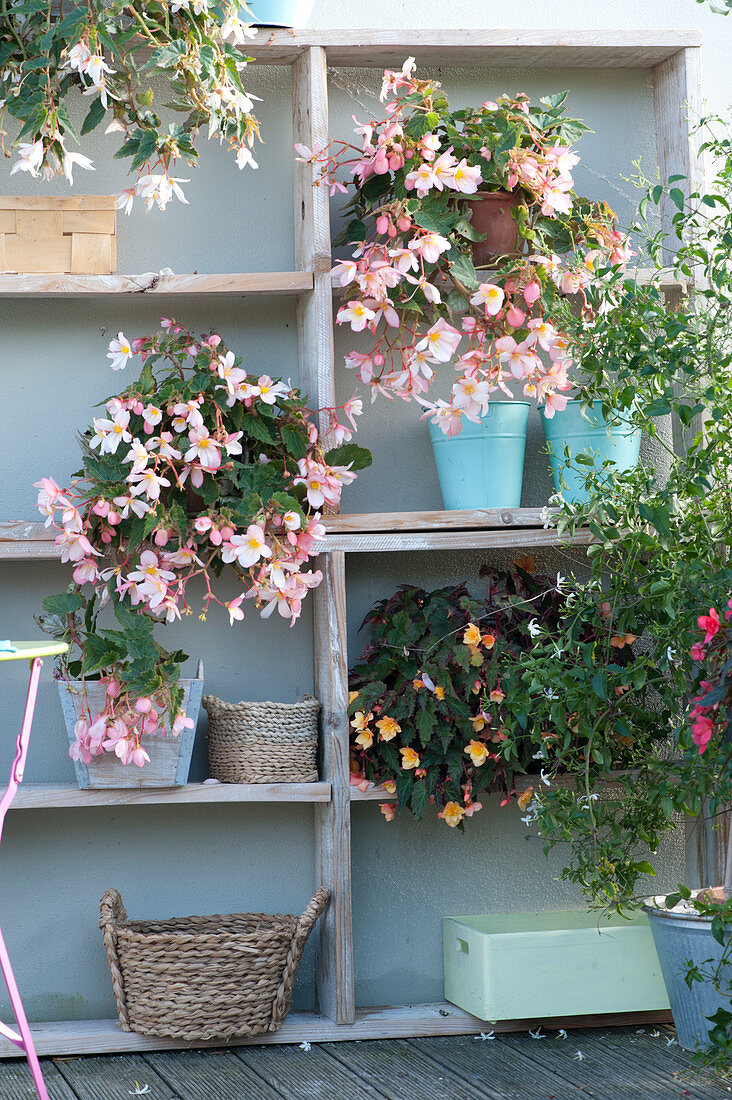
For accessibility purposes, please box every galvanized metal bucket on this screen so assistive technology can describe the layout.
[644,903,732,1051]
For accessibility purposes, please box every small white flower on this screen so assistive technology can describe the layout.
[556,572,566,589]
[573,1050,585,1061]
[665,1036,677,1046]
[544,688,558,700]
[529,1028,546,1039]
[532,750,545,761]
[556,1029,568,1040]
[476,1031,495,1041]
[666,646,677,663]
[299,1041,311,1052]
[527,619,541,638]
[540,768,551,787]
[128,1086,150,1097]
[649,1029,660,1038]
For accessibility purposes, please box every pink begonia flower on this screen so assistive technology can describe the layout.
[526,318,559,352]
[408,232,451,265]
[107,333,133,371]
[421,399,464,438]
[172,713,195,736]
[506,303,526,328]
[194,516,213,534]
[226,595,246,625]
[128,468,171,501]
[470,283,505,317]
[539,391,569,418]
[451,159,482,194]
[698,608,720,644]
[523,281,541,305]
[222,525,272,569]
[56,529,100,563]
[185,428,222,470]
[73,558,101,585]
[332,259,360,286]
[257,376,291,404]
[691,642,706,662]
[336,301,376,332]
[417,319,462,363]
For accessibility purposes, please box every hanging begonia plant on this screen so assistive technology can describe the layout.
[36,319,371,767]
[299,60,633,433]
[0,0,261,211]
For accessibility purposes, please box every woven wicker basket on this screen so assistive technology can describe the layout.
[100,886,329,1041]
[203,694,320,783]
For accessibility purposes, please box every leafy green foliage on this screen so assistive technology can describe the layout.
[348,568,568,827]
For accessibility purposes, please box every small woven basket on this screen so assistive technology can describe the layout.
[99,886,329,1041]
[203,694,320,784]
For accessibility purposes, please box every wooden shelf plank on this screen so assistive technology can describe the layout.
[10,782,332,810]
[0,516,592,559]
[325,508,553,533]
[320,528,593,553]
[247,29,700,68]
[0,271,313,298]
[352,774,627,802]
[0,1004,673,1058]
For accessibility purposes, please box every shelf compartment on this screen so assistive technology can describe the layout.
[10,782,332,810]
[321,528,593,553]
[0,271,313,298]
[0,1003,673,1058]
[248,29,700,68]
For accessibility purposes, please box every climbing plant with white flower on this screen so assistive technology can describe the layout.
[0,0,262,212]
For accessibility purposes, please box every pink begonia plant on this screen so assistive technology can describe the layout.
[297,61,633,435]
[36,320,371,767]
[689,600,732,754]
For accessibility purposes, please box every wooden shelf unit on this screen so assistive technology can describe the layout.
[0,29,705,1056]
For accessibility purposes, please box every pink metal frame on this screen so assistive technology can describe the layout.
[0,657,50,1100]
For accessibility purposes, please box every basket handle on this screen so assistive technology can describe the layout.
[271,886,330,1029]
[99,889,131,1031]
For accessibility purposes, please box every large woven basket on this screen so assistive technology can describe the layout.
[203,694,320,783]
[100,886,329,1041]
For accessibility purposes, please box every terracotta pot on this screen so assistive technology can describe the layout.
[462,191,522,266]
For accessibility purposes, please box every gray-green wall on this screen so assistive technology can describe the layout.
[3,0,729,1020]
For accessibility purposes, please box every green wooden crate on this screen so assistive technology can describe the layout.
[443,910,670,1021]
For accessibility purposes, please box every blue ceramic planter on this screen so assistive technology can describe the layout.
[645,905,732,1051]
[429,402,529,510]
[248,0,314,26]
[540,399,641,504]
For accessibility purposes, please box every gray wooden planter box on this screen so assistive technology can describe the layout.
[58,662,203,789]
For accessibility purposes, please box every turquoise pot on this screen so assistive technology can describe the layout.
[540,400,641,504]
[429,402,530,510]
[248,0,314,25]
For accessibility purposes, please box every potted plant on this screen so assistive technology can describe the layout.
[249,0,315,27]
[504,115,732,1061]
[298,61,633,508]
[37,319,371,786]
[348,564,568,827]
[0,1,261,211]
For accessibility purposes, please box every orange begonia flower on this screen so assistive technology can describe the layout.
[355,728,374,749]
[517,787,534,811]
[439,801,466,827]
[465,739,490,767]
[351,709,373,731]
[434,685,445,700]
[379,802,396,821]
[400,746,420,769]
[463,623,482,647]
[376,716,401,741]
[489,688,505,704]
[381,779,396,794]
[481,633,496,650]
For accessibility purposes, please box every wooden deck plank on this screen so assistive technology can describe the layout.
[53,1053,178,1100]
[145,1049,283,1100]
[325,1037,512,1100]
[498,1029,677,1099]
[568,1028,729,1099]
[0,1059,77,1100]
[234,1044,383,1100]
[406,1033,597,1100]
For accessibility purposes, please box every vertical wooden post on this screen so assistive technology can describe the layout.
[652,46,704,262]
[654,47,720,888]
[292,46,356,1024]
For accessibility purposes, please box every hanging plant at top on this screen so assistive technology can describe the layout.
[298,59,633,434]
[0,0,261,212]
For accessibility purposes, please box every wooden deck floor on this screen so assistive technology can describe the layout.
[0,1027,728,1099]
